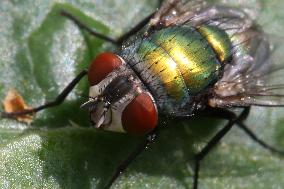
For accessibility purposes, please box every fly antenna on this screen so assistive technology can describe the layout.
[80,97,99,110]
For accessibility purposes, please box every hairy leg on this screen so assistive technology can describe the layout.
[104,129,157,189]
[1,70,87,118]
[60,10,154,46]
[192,107,248,189]
[235,107,284,155]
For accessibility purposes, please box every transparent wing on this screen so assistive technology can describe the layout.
[208,19,284,107]
[149,0,261,28]
[149,0,208,28]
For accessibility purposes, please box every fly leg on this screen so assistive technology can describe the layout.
[236,107,284,155]
[60,10,155,46]
[1,69,87,119]
[192,107,248,189]
[104,129,157,189]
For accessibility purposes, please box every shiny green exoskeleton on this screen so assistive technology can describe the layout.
[121,24,231,115]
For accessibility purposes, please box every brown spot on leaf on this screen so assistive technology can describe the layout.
[3,89,34,123]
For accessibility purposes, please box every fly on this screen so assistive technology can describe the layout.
[1,0,284,189]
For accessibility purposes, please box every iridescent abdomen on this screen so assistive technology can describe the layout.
[121,25,231,115]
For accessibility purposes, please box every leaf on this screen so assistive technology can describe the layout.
[0,0,284,189]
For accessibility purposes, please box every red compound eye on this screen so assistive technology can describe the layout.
[88,52,122,85]
[122,93,158,135]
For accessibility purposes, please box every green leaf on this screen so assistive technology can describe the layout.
[1,0,284,189]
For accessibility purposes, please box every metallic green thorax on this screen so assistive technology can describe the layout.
[121,25,232,114]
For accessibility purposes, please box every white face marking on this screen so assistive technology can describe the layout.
[89,78,127,133]
[89,77,142,133]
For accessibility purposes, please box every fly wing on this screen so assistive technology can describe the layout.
[149,0,259,28]
[149,0,208,28]
[208,21,284,107]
